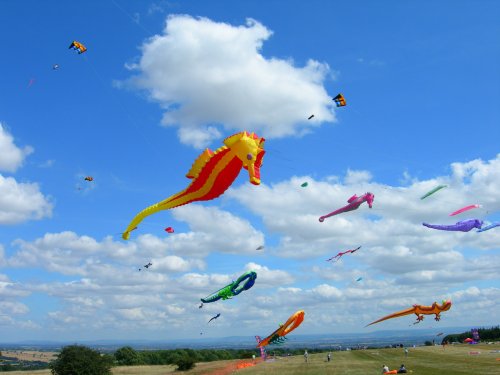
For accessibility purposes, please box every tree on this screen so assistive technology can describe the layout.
[174,356,195,371]
[114,346,140,365]
[50,345,112,375]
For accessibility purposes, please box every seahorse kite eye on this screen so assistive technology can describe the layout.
[122,132,265,240]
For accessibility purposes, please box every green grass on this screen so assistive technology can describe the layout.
[5,344,499,375]
[237,344,500,375]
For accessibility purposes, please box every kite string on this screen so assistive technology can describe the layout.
[81,54,164,158]
[109,0,154,35]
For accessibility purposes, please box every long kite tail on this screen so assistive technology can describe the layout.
[422,222,450,231]
[122,191,185,240]
[365,306,416,327]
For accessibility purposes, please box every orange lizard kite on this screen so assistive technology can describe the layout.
[122,131,265,240]
[366,300,452,326]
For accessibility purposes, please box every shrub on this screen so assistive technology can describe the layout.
[175,356,196,371]
[114,346,140,365]
[50,345,112,375]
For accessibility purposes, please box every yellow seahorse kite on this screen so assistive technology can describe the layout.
[122,131,265,240]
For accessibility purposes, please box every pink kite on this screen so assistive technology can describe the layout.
[326,246,361,262]
[449,204,481,216]
[319,192,374,222]
[165,227,174,233]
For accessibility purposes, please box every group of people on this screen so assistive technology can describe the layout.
[382,364,407,374]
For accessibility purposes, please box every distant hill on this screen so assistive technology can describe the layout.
[0,326,475,352]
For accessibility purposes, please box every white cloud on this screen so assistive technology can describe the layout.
[2,155,499,338]
[243,262,294,286]
[344,169,372,185]
[167,204,265,256]
[0,174,53,225]
[125,15,336,147]
[229,155,500,260]
[0,123,33,173]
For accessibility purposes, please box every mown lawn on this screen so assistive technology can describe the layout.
[4,343,499,375]
[237,344,500,375]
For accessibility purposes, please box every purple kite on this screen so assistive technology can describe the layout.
[319,192,374,222]
[422,219,483,232]
[326,246,361,262]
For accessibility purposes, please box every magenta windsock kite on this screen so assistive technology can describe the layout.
[422,219,483,232]
[319,192,374,222]
[449,204,481,216]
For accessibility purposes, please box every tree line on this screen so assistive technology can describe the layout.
[442,325,500,344]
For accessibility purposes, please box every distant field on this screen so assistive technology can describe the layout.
[3,344,499,375]
[1,350,57,363]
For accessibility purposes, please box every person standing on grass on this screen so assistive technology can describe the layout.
[404,347,408,357]
[304,350,309,362]
[327,352,331,362]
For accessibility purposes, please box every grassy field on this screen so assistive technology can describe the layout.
[3,344,499,375]
[1,351,57,363]
[237,344,500,375]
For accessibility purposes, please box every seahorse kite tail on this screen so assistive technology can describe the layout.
[365,300,452,327]
[122,131,265,240]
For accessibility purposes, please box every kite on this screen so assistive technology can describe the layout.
[449,204,481,216]
[301,182,308,187]
[208,313,221,324]
[308,115,314,120]
[201,270,257,304]
[420,184,447,200]
[332,93,346,107]
[84,176,93,182]
[122,131,265,240]
[255,336,267,359]
[319,193,374,222]
[477,222,500,232]
[257,310,305,347]
[53,64,59,70]
[422,219,483,232]
[256,245,264,251]
[139,262,152,271]
[365,300,452,326]
[27,79,35,88]
[436,332,444,336]
[326,246,361,262]
[165,227,174,233]
[356,277,363,282]
[69,41,87,54]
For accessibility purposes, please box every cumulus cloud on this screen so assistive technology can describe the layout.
[229,155,500,261]
[0,175,53,224]
[0,123,33,173]
[243,262,294,287]
[168,204,265,256]
[0,125,52,225]
[125,15,335,147]
[2,155,499,338]
[7,231,205,277]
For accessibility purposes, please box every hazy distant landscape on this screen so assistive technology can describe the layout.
[0,327,472,351]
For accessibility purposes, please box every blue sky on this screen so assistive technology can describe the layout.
[0,0,499,342]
